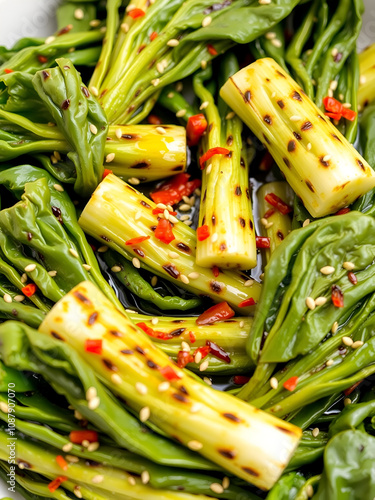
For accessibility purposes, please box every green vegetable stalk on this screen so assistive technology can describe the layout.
[39,280,302,490]
[358,42,375,110]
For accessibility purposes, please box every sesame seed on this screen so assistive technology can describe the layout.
[163,209,170,221]
[111,265,122,273]
[181,341,190,352]
[151,276,158,287]
[54,183,65,192]
[21,273,27,283]
[156,62,165,74]
[141,470,150,484]
[322,154,331,163]
[265,32,276,39]
[156,203,167,209]
[303,219,310,227]
[342,336,353,347]
[352,340,364,349]
[188,272,200,279]
[195,351,202,364]
[128,177,140,185]
[271,91,276,98]
[0,403,9,413]
[184,220,193,226]
[168,251,179,259]
[271,39,282,48]
[51,155,58,164]
[339,93,345,101]
[315,297,327,306]
[90,86,99,97]
[226,111,235,120]
[69,248,79,259]
[167,39,179,47]
[74,8,84,19]
[327,89,333,98]
[106,153,116,163]
[62,442,73,452]
[169,215,179,224]
[200,101,209,110]
[331,321,338,334]
[188,196,196,206]
[25,264,36,272]
[344,397,351,406]
[66,455,79,463]
[239,320,245,328]
[180,215,190,221]
[176,109,187,118]
[312,427,320,437]
[74,486,83,498]
[320,265,335,275]
[206,164,212,174]
[82,440,90,448]
[3,294,12,304]
[151,317,158,326]
[179,203,191,212]
[342,102,352,108]
[210,483,224,494]
[265,222,274,229]
[326,359,334,366]
[155,126,166,135]
[203,376,212,385]
[199,359,209,372]
[68,47,76,53]
[87,442,100,452]
[201,60,207,69]
[140,406,150,422]
[86,387,97,401]
[306,297,315,310]
[128,476,136,486]
[98,245,108,253]
[167,92,175,99]
[74,410,83,420]
[136,382,148,395]
[126,3,136,11]
[90,124,98,135]
[211,233,218,243]
[332,48,338,57]
[92,475,104,484]
[329,80,338,91]
[261,217,269,226]
[360,75,367,85]
[191,402,202,413]
[270,377,278,389]
[121,22,129,33]
[134,211,142,221]
[188,440,203,450]
[115,128,123,140]
[307,143,312,151]
[244,279,254,287]
[202,16,212,27]
[45,36,55,44]
[343,261,355,271]
[90,19,101,27]
[290,115,302,122]
[158,381,170,392]
[111,373,122,385]
[306,484,314,498]
[83,264,91,271]
[222,477,230,489]
[259,273,265,280]
[180,274,189,284]
[88,396,100,410]
[151,78,160,87]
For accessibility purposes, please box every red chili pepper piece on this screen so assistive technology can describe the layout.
[331,285,344,308]
[256,236,271,249]
[233,375,250,385]
[325,112,342,120]
[194,345,211,359]
[37,55,48,64]
[125,236,150,245]
[160,366,180,381]
[263,208,275,219]
[334,207,351,215]
[265,193,292,215]
[323,96,357,122]
[22,284,37,297]
[136,322,174,340]
[341,107,357,121]
[102,169,113,179]
[48,476,68,493]
[197,225,210,242]
[212,265,220,278]
[149,31,158,41]
[189,332,196,344]
[69,430,99,444]
[4,69,13,74]
[147,114,162,125]
[348,271,358,285]
[206,340,231,363]
[259,151,274,172]
[154,219,175,244]
[177,350,194,368]
[323,97,342,114]
[207,44,218,56]
[199,147,230,169]
[238,297,256,307]
[196,302,235,325]
[152,208,177,216]
[151,173,201,206]
[56,455,68,471]
[85,339,102,354]
[283,376,298,391]
[186,114,208,146]
[343,380,363,396]
[128,8,145,18]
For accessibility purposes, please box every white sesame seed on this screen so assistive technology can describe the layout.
[184,220,193,226]
[315,297,327,306]
[156,62,164,74]
[90,86,99,97]
[121,22,129,33]
[111,373,122,385]
[342,336,353,347]
[303,219,310,227]
[332,48,338,57]
[211,233,218,243]
[339,93,345,101]
[179,203,191,211]
[176,82,183,92]
[115,128,123,140]
[307,143,312,151]
[21,273,27,283]
[81,439,90,448]
[128,177,140,185]
[90,19,101,27]
[158,381,170,392]
[270,377,278,389]
[180,274,190,284]
[326,359,334,366]
[199,359,209,372]
[202,15,212,27]
[155,126,166,135]
[210,483,224,494]
[191,402,202,413]
[92,475,104,484]
[195,351,202,364]
[54,183,65,193]
[344,397,351,406]
[156,203,167,209]
[244,279,254,287]
[88,396,100,410]
[331,321,338,334]
[169,215,179,224]
[140,406,150,422]
[200,101,209,110]
[151,78,160,87]
[271,39,282,48]
[352,340,364,349]
[222,477,230,489]
[90,124,98,135]
[271,91,276,98]
[342,102,352,108]
[24,264,36,272]
[360,75,367,85]
[329,80,338,91]
[163,209,170,221]
[151,317,158,326]
[74,410,84,420]
[69,248,79,259]
[188,440,203,450]
[136,382,148,395]
[141,470,150,484]
[206,164,212,174]
[45,36,55,44]
[106,152,116,163]
[265,32,276,39]
[87,442,100,452]
[181,341,190,352]
[306,484,314,498]
[48,270,58,276]
[239,320,245,328]
[86,387,97,401]
[176,109,187,118]
[168,251,179,259]
[3,294,12,304]
[260,217,269,227]
[0,403,9,413]
[51,155,58,164]
[98,245,109,253]
[66,455,79,463]
[320,265,335,275]
[188,196,196,206]
[327,89,333,98]
[167,39,179,47]
[74,8,84,19]
[62,442,73,452]
[111,265,122,273]
[290,115,302,122]
[306,297,315,310]
[151,276,158,287]
[83,264,91,271]
[312,427,320,437]
[343,261,355,271]
[201,60,207,69]
[203,376,212,385]
[167,92,175,99]
[134,211,142,221]
[226,111,235,120]
[322,154,331,163]
[188,272,200,279]
[74,486,83,498]
[128,476,136,486]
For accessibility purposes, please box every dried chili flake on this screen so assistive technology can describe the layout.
[37,55,48,64]
[22,284,37,297]
[48,476,68,493]
[199,147,230,169]
[102,169,113,179]
[85,339,102,354]
[233,375,250,385]
[177,350,194,368]
[129,8,145,18]
[151,173,201,206]
[265,193,292,215]
[152,208,177,216]
[197,225,210,241]
[207,44,218,56]
[160,366,180,381]
[196,302,235,325]
[147,114,162,125]
[149,31,158,41]
[56,455,68,471]
[212,265,220,278]
[283,376,298,391]
[154,219,175,244]
[256,237,271,249]
[335,207,350,215]
[206,340,231,363]
[263,208,275,219]
[125,236,150,245]
[343,380,363,396]
[69,430,98,444]
[186,114,208,146]
[4,68,13,74]
[238,297,256,307]
[331,285,344,307]
[189,332,196,344]
[259,151,274,171]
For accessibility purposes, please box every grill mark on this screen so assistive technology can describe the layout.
[222,412,242,423]
[73,291,91,305]
[301,121,313,131]
[88,312,98,325]
[162,264,180,279]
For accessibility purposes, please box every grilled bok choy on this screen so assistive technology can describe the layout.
[359,42,375,110]
[220,58,375,218]
[78,174,261,312]
[194,59,257,270]
[39,280,302,490]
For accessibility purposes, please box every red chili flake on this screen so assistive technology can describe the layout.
[323,96,357,122]
[197,225,210,241]
[193,345,211,360]
[186,114,208,146]
[48,476,68,493]
[331,285,344,308]
[69,430,98,444]
[189,332,196,344]
[259,151,274,171]
[207,44,218,56]
[256,236,271,249]
[283,376,298,391]
[102,169,113,179]
[85,339,103,354]
[37,55,48,64]
[57,24,73,36]
[160,366,180,381]
[341,108,357,121]
[125,236,150,245]
[177,350,194,368]
[263,208,275,219]
[335,207,351,215]
[151,173,201,206]
[22,284,37,297]
[348,271,358,285]
[323,97,342,114]
[199,147,230,169]
[56,455,68,471]
[4,69,13,74]
[128,8,146,18]
[152,208,177,216]
[325,112,342,121]
[149,31,158,41]
[154,219,175,244]
[238,297,256,307]
[136,322,173,340]
[206,340,231,363]
[265,193,292,215]
[233,375,250,385]
[147,114,162,125]
[212,265,220,278]
[196,302,235,325]
[343,380,363,396]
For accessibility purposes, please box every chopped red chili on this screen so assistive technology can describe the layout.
[102,169,113,179]
[154,219,175,244]
[323,96,357,122]
[137,322,172,340]
[283,376,298,391]
[196,302,235,325]
[233,375,250,385]
[325,112,342,120]
[348,271,358,285]
[22,284,37,297]
[160,366,180,381]
[189,332,196,344]
[341,108,357,121]
[177,350,194,368]
[56,455,68,471]
[331,285,344,307]
[186,114,208,146]
[256,236,271,249]
[206,340,231,363]
[323,97,342,114]
[207,44,218,56]
[238,297,256,307]
[69,430,98,444]
[197,225,211,242]
[4,69,13,74]
[199,147,230,169]
[212,265,220,278]
[147,114,162,125]
[259,151,274,171]
[335,207,351,215]
[193,345,211,359]
[37,55,48,64]
[85,339,103,354]
[151,173,201,206]
[263,208,275,219]
[128,8,145,18]
[265,193,292,215]
[48,476,68,493]
[343,380,363,396]
[149,31,158,41]
[152,208,177,215]
[125,236,150,245]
